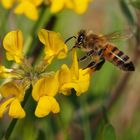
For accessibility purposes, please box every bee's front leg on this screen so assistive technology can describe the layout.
[78,50,94,62]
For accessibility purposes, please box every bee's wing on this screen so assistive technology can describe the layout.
[101,28,135,42]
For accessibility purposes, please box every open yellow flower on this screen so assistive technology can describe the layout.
[14,0,43,20]
[50,0,92,14]
[32,73,60,117]
[58,49,92,96]
[1,0,17,9]
[0,82,25,118]
[38,29,68,64]
[3,30,24,64]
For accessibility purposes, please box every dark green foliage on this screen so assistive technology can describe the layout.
[130,0,140,10]
[120,0,135,25]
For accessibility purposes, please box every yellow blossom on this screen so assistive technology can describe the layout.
[3,30,24,64]
[0,82,25,118]
[0,65,13,78]
[58,49,91,96]
[1,0,17,9]
[14,0,43,20]
[32,73,60,117]
[38,29,68,64]
[49,0,92,14]
[1,0,43,20]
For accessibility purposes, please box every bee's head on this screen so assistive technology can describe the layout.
[75,30,86,48]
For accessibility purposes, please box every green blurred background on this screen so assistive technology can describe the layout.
[0,0,140,140]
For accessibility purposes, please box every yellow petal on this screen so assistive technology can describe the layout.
[32,73,59,101]
[35,96,60,117]
[9,99,25,118]
[3,30,24,64]
[38,29,68,63]
[0,65,12,78]
[30,0,43,6]
[14,1,39,20]
[57,44,68,59]
[0,82,24,101]
[1,0,16,9]
[77,69,91,95]
[60,82,81,95]
[0,98,14,118]
[73,0,91,14]
[58,64,71,85]
[70,48,79,79]
[50,0,64,13]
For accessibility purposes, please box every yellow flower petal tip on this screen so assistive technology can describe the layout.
[3,30,24,64]
[35,96,60,118]
[9,99,25,118]
[38,29,68,64]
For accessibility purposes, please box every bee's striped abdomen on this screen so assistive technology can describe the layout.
[104,44,135,71]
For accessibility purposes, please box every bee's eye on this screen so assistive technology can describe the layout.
[78,34,85,45]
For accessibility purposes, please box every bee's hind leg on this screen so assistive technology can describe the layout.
[94,59,105,71]
[83,59,105,71]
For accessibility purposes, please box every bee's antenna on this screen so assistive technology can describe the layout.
[65,36,76,44]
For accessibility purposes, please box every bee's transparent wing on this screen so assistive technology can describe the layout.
[101,28,135,42]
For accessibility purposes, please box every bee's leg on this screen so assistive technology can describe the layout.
[78,50,94,62]
[78,55,88,62]
[83,61,96,69]
[84,59,105,71]
[93,59,105,71]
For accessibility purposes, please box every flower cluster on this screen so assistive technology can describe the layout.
[1,0,92,20]
[1,0,43,20]
[49,0,92,14]
[0,29,92,119]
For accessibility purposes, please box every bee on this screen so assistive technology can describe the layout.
[66,29,135,71]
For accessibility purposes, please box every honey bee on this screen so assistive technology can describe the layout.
[66,29,135,71]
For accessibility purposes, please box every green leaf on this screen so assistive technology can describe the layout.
[130,1,140,10]
[119,0,134,25]
[103,124,116,140]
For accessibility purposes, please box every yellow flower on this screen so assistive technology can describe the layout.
[58,49,91,96]
[72,0,92,14]
[0,82,25,118]
[32,73,60,117]
[50,0,92,14]
[1,0,17,9]
[38,29,68,64]
[0,65,13,78]
[14,0,43,20]
[3,30,24,64]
